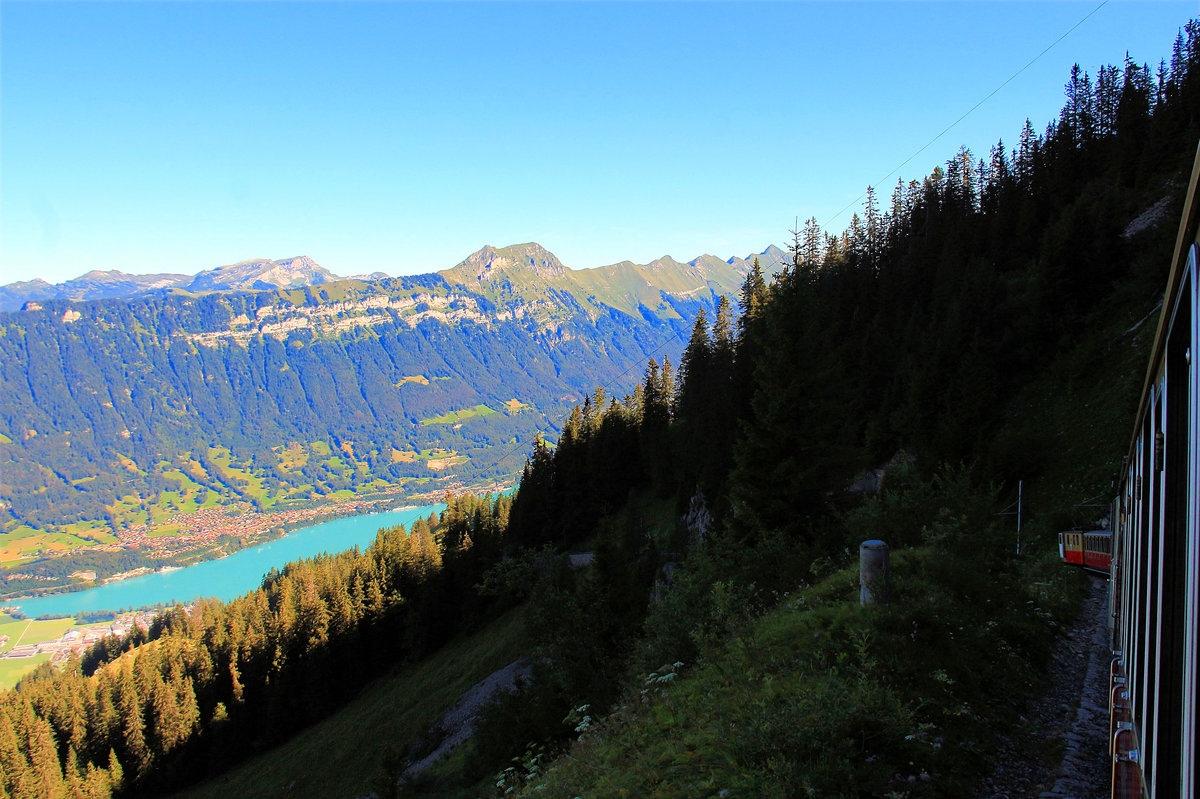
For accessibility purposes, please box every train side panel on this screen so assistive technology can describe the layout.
[1111,238,1200,799]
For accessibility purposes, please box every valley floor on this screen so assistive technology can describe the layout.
[974,575,1110,798]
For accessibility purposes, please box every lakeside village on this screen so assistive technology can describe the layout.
[7,475,515,595]
[3,495,412,596]
[117,494,408,555]
[1,609,164,664]
[113,475,513,557]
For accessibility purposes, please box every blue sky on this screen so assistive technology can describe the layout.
[1,1,1194,284]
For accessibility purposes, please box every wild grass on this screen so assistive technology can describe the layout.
[0,653,52,690]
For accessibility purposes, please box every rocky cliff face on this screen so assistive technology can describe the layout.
[0,241,781,532]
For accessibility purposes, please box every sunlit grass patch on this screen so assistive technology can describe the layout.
[420,405,496,426]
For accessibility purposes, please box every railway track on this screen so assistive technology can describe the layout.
[974,575,1110,798]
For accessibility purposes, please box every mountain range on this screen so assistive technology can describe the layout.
[0,246,787,313]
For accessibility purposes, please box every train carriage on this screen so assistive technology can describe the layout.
[1060,529,1085,566]
[1059,529,1112,573]
[1108,139,1200,799]
[1083,531,1112,574]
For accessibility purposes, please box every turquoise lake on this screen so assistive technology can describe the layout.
[4,504,444,617]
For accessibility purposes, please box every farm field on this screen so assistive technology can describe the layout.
[0,653,51,690]
[0,613,81,689]
[0,526,100,562]
[0,614,75,652]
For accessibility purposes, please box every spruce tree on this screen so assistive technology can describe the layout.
[674,310,711,424]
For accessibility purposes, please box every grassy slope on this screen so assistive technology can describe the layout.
[170,608,528,799]
[511,548,1085,799]
[420,405,497,427]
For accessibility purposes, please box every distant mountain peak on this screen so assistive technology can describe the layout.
[187,256,341,293]
[77,269,129,281]
[445,242,567,285]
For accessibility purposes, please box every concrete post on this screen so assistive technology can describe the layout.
[860,540,890,606]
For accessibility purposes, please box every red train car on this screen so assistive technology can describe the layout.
[1059,529,1112,573]
[1059,529,1085,566]
[1083,531,1112,573]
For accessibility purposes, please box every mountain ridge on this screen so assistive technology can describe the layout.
[1,243,790,312]
[0,240,766,538]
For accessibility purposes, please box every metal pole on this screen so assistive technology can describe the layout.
[860,540,889,606]
[1016,480,1023,555]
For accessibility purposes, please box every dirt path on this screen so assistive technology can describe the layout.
[974,574,1111,798]
[11,620,32,648]
[402,658,532,778]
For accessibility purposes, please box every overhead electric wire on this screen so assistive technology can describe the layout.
[820,0,1111,230]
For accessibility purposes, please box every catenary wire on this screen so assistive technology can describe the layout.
[819,0,1111,231]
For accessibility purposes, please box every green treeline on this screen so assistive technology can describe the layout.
[0,551,159,598]
[0,494,510,798]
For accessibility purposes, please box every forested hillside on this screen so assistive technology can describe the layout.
[0,244,785,544]
[0,494,515,798]
[0,19,1197,799]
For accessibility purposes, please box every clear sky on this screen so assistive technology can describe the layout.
[1,1,1194,285]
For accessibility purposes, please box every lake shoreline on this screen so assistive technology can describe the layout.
[1,502,457,618]
[1,480,513,612]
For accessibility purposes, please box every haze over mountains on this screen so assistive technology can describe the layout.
[0,242,785,536]
[0,245,788,312]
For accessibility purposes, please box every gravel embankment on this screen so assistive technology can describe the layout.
[974,574,1111,798]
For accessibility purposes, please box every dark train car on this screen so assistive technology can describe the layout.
[1109,140,1200,799]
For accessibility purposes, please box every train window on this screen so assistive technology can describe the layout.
[1134,401,1156,759]
[1135,416,1152,728]
[1157,263,1192,794]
